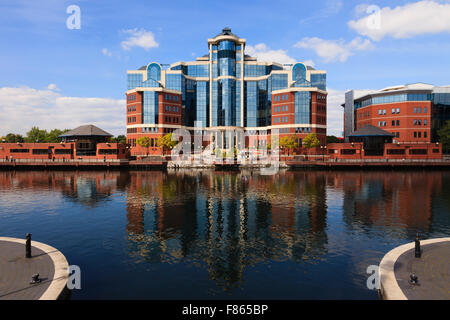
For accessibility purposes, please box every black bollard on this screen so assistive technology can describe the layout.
[26,233,32,258]
[415,232,421,258]
[30,273,41,284]
[409,273,419,285]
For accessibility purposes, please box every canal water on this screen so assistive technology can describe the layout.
[0,170,449,299]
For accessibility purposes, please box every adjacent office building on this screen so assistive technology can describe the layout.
[343,83,450,143]
[126,28,327,155]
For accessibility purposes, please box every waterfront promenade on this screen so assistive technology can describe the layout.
[379,237,450,300]
[0,237,69,300]
[1,158,450,170]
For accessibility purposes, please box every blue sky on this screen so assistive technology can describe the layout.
[1,0,450,136]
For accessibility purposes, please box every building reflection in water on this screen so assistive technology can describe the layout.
[125,170,329,291]
[0,169,446,292]
[328,171,443,238]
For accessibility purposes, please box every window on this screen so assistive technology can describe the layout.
[387,149,405,155]
[32,149,49,155]
[396,108,400,114]
[392,120,395,126]
[424,107,427,113]
[341,149,356,155]
[418,132,422,138]
[409,149,427,155]
[414,107,417,113]
[55,149,72,155]
[383,121,386,126]
[414,132,417,138]
[378,121,381,126]
[383,109,386,115]
[378,109,382,115]
[98,149,119,155]
[396,120,400,126]
[418,107,421,113]
[424,131,427,138]
[10,149,29,153]
[414,119,417,125]
[392,108,395,114]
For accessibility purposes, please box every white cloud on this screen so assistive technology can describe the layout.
[0,86,125,136]
[121,28,159,51]
[326,89,345,137]
[47,83,59,91]
[102,48,112,57]
[294,37,374,62]
[245,43,299,65]
[348,1,450,41]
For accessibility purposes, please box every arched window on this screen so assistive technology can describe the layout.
[147,62,161,81]
[292,63,306,81]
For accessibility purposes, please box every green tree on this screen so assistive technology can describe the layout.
[438,120,450,154]
[111,135,127,144]
[326,135,341,144]
[157,133,178,152]
[25,127,48,143]
[303,133,320,149]
[279,136,298,155]
[46,129,69,143]
[2,133,25,143]
[137,136,151,155]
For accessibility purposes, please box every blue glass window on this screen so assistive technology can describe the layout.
[294,92,310,124]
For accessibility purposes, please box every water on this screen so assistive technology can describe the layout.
[0,169,449,299]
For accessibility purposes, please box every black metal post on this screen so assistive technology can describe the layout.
[26,233,32,258]
[415,232,421,258]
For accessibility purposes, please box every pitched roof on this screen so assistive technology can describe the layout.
[215,27,239,38]
[348,125,394,137]
[59,125,113,137]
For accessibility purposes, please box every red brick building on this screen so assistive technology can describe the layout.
[0,125,128,161]
[271,90,327,146]
[126,88,182,156]
[327,125,442,160]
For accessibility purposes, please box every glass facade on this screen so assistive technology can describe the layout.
[295,92,311,124]
[311,73,326,91]
[196,81,209,127]
[358,93,433,108]
[218,40,236,77]
[142,91,159,124]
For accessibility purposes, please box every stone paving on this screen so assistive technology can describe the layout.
[394,241,450,300]
[0,240,55,300]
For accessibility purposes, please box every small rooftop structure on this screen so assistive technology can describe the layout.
[348,125,395,137]
[59,125,113,138]
[215,27,239,38]
[348,125,394,156]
